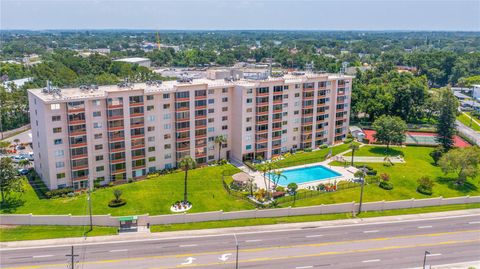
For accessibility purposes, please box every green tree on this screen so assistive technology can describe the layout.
[287,183,298,193]
[436,89,458,150]
[214,135,227,161]
[439,146,480,185]
[113,189,122,202]
[0,158,24,204]
[18,159,31,169]
[429,146,444,166]
[372,115,407,150]
[179,156,196,203]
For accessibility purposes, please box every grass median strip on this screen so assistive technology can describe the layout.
[0,226,117,242]
[150,203,480,233]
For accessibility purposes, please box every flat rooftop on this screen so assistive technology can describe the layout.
[28,72,353,103]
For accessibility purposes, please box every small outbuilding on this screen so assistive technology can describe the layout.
[118,216,138,232]
[349,126,365,141]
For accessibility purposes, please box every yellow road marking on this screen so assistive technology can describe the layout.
[5,229,480,269]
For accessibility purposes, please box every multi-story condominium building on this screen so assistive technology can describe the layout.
[28,70,352,190]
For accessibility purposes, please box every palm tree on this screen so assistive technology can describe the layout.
[246,176,255,197]
[18,159,31,168]
[0,141,10,154]
[349,142,360,166]
[271,170,286,189]
[179,156,196,203]
[214,135,227,161]
[256,161,277,199]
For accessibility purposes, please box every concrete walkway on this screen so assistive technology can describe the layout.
[336,155,406,163]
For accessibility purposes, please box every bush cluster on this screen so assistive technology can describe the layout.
[108,199,127,207]
[379,181,394,190]
[45,188,74,198]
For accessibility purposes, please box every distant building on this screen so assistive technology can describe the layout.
[114,57,151,68]
[345,65,372,75]
[2,77,33,92]
[473,85,480,101]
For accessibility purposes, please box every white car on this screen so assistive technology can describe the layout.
[10,156,25,163]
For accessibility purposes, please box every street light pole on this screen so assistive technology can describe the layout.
[423,250,430,269]
[358,165,366,215]
[233,233,239,269]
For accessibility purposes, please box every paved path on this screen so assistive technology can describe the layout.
[1,209,479,269]
[336,155,406,163]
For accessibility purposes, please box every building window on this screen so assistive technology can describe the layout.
[164,153,172,159]
[247,88,253,94]
[208,108,214,113]
[92,100,101,106]
[163,93,170,99]
[246,126,252,131]
[222,88,228,93]
[222,97,228,102]
[246,98,252,103]
[208,89,215,94]
[163,104,170,109]
[51,104,60,110]
[94,133,102,139]
[93,122,102,128]
[148,126,155,132]
[95,144,103,150]
[54,150,64,157]
[148,136,155,142]
[96,155,103,161]
[246,108,252,113]
[222,116,228,121]
[55,161,65,168]
[96,166,104,172]
[246,145,252,150]
[56,173,66,179]
[164,134,171,139]
[147,105,154,111]
[148,146,155,152]
[208,127,214,132]
[164,124,171,129]
[52,115,61,121]
[163,114,171,120]
[208,99,215,104]
[222,107,228,112]
[164,144,171,149]
[54,139,62,145]
[222,125,228,130]
[53,127,62,133]
[93,111,101,117]
[147,95,154,100]
[148,156,156,162]
[148,115,156,122]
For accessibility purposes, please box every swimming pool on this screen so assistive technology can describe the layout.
[269,165,342,186]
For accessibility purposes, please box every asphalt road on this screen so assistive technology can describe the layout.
[456,119,480,145]
[1,214,479,269]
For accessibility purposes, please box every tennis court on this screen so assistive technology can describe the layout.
[363,130,470,148]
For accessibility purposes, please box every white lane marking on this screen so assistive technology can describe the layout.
[468,221,480,224]
[306,234,324,238]
[32,255,53,258]
[296,266,313,269]
[109,249,128,252]
[418,225,433,229]
[363,230,379,233]
[3,213,479,252]
[245,239,262,243]
[362,259,381,263]
[181,257,196,265]
[218,253,232,262]
[179,244,198,248]
[426,253,442,257]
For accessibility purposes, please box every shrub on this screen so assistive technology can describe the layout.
[108,199,127,207]
[379,180,394,190]
[275,186,285,192]
[45,187,74,199]
[343,138,353,144]
[304,148,313,152]
[417,176,435,195]
[317,183,325,191]
[380,173,390,181]
[320,144,328,149]
[366,169,377,176]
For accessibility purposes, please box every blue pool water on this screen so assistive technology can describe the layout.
[269,165,341,185]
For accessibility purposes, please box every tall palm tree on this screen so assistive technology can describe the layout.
[256,161,276,199]
[214,135,227,161]
[18,159,31,169]
[349,142,360,166]
[271,170,286,189]
[179,156,196,203]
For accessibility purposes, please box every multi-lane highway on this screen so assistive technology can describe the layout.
[1,212,479,269]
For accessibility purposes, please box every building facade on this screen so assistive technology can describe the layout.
[28,71,352,190]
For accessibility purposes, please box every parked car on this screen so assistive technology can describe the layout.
[10,155,25,163]
[19,153,34,161]
[16,145,26,150]
[18,168,29,175]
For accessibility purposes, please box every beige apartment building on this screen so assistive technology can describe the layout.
[28,70,352,190]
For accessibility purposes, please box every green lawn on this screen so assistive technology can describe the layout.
[275,143,353,168]
[457,112,480,132]
[0,226,117,242]
[151,203,480,233]
[287,146,480,207]
[1,164,254,216]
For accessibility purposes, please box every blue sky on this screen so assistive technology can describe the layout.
[1,0,479,31]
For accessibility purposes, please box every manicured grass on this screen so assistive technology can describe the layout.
[0,226,117,242]
[458,112,480,132]
[291,146,480,207]
[275,143,354,168]
[343,145,405,157]
[1,164,254,216]
[150,203,480,232]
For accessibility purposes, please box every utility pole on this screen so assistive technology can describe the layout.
[88,190,93,232]
[233,233,239,269]
[423,250,430,269]
[66,246,78,269]
[358,165,367,214]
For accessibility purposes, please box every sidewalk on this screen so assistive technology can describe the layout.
[2,208,479,249]
[408,260,480,269]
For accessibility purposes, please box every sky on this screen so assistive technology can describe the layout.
[1,0,479,31]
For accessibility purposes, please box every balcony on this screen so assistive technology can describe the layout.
[71,165,89,171]
[111,169,126,174]
[71,154,88,160]
[176,136,190,142]
[109,136,124,142]
[256,137,268,143]
[273,99,283,105]
[272,144,281,149]
[302,104,314,109]
[67,107,85,113]
[302,112,313,117]
[195,95,207,100]
[176,127,190,132]
[195,152,207,158]
[131,144,145,150]
[256,110,269,115]
[194,114,207,120]
[107,104,123,109]
[256,128,268,134]
[256,147,268,152]
[68,119,86,125]
[256,120,268,125]
[110,147,125,153]
[195,125,207,130]
[132,164,146,170]
[256,92,269,97]
[69,131,87,137]
[176,106,190,112]
[272,126,282,131]
[272,117,282,123]
[70,142,87,148]
[108,125,124,131]
[130,113,144,118]
[175,97,190,102]
[108,115,124,120]
[302,129,313,134]
[72,175,88,181]
[132,154,145,160]
[129,102,144,107]
[110,158,125,164]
